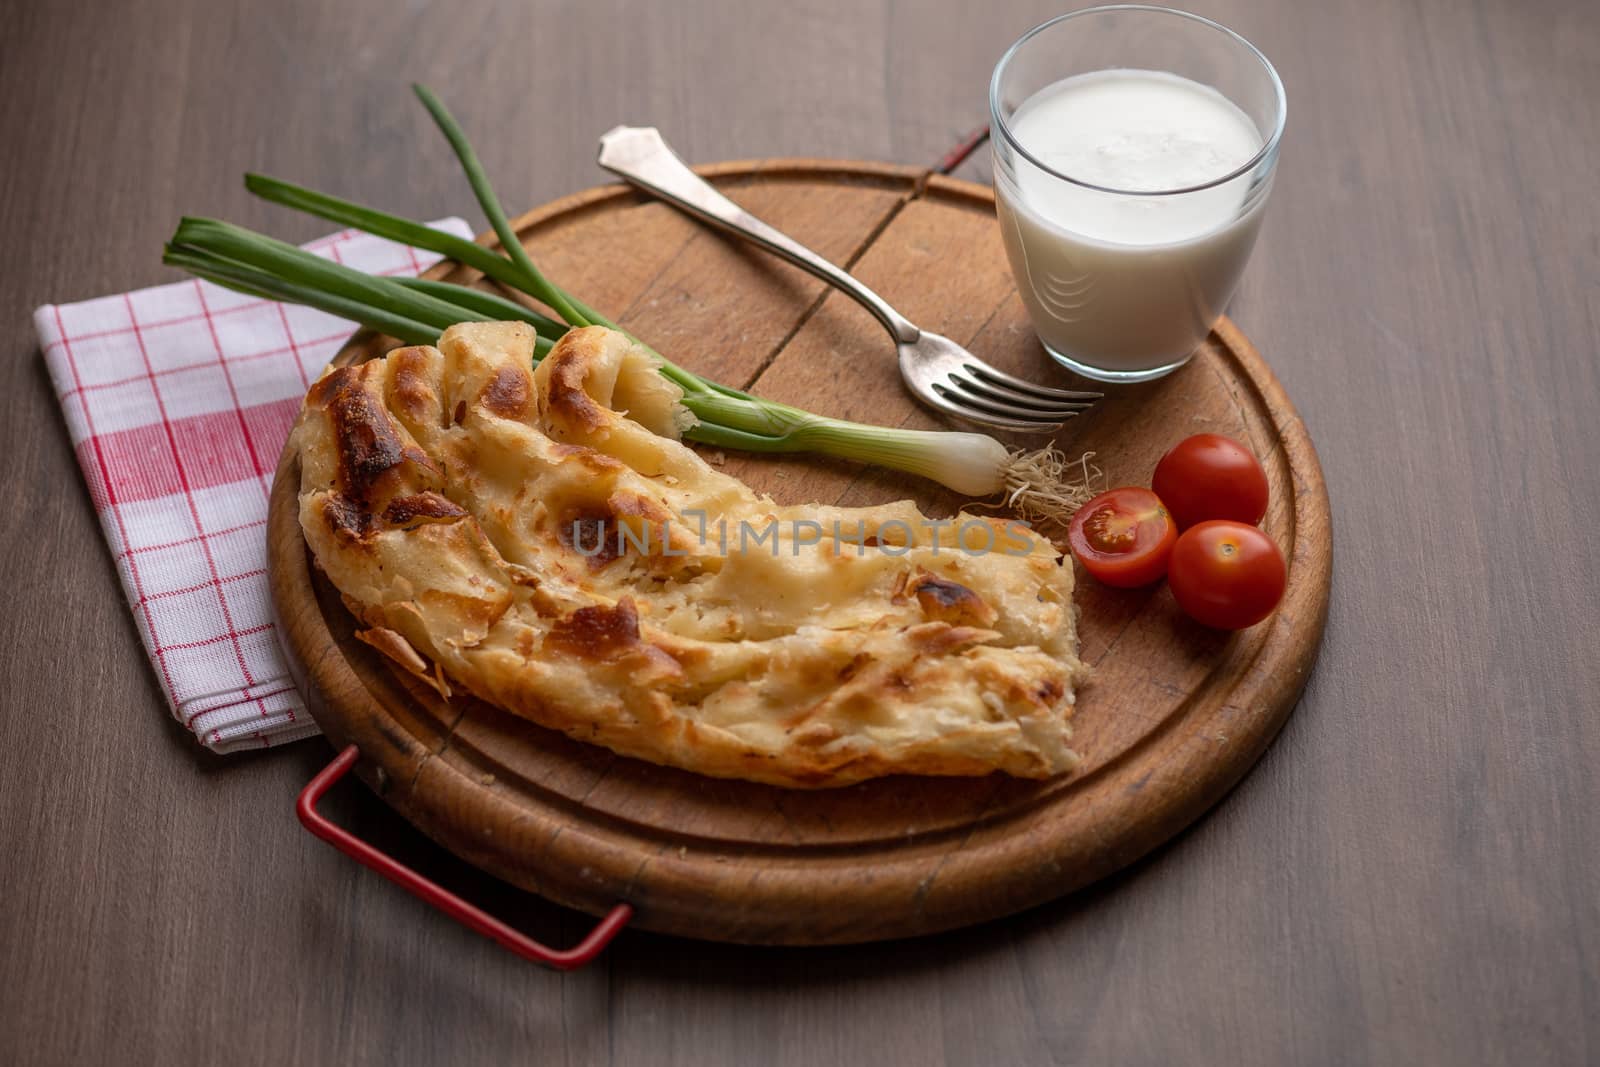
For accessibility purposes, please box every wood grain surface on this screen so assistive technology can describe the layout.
[269,164,1331,944]
[2,0,1597,1063]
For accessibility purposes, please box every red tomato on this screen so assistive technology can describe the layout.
[1167,521,1287,629]
[1067,487,1177,588]
[1151,433,1269,530]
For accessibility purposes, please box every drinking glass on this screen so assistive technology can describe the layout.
[990,6,1286,382]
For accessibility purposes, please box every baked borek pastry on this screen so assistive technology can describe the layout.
[292,321,1085,787]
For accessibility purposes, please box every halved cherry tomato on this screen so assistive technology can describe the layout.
[1167,520,1286,629]
[1067,487,1177,588]
[1152,433,1269,530]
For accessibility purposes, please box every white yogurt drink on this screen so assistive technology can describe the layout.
[990,10,1285,382]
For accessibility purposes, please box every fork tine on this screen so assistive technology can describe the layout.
[945,371,1097,418]
[962,361,1103,402]
[928,383,1066,433]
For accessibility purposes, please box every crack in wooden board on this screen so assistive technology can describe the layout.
[732,172,926,392]
[611,175,910,390]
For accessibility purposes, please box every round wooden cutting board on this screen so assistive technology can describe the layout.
[268,160,1331,945]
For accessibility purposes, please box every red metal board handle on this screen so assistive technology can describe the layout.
[296,743,632,971]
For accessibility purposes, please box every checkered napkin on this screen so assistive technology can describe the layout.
[36,219,474,753]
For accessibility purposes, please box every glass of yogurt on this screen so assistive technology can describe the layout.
[990,6,1286,382]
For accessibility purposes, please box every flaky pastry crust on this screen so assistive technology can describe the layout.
[292,322,1086,787]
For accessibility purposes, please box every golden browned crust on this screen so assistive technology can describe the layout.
[291,322,1086,788]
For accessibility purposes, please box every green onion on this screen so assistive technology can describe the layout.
[675,391,1020,496]
[248,169,712,398]
[170,217,488,332]
[410,85,716,399]
[244,174,545,300]
[165,220,558,355]
[161,87,1094,526]
[161,245,441,346]
[411,85,589,329]
[394,277,566,340]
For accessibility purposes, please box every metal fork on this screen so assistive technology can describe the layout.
[596,126,1101,433]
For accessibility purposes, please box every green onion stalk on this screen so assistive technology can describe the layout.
[162,85,1093,526]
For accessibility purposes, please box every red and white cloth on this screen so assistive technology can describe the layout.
[36,219,473,753]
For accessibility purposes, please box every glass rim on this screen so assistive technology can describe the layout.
[989,5,1287,198]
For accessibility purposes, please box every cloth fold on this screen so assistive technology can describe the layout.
[36,219,474,752]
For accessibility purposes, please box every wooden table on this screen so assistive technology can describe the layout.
[2,0,1596,1063]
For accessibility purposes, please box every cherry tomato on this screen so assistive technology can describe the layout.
[1151,433,1269,530]
[1167,520,1286,629]
[1067,487,1177,588]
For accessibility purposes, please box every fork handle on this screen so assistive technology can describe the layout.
[597,126,921,345]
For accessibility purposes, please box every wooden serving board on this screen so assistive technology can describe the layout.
[268,160,1330,945]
